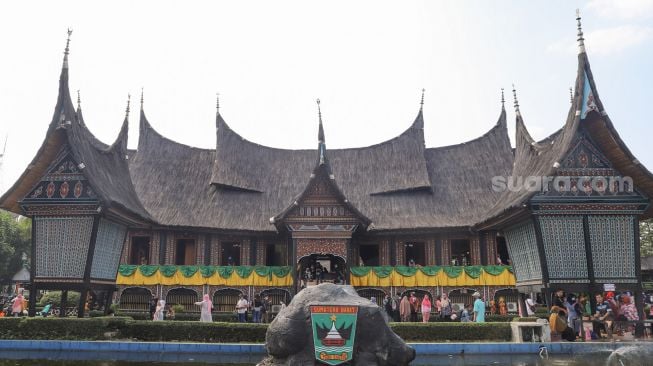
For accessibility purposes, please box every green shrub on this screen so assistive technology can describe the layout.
[172,304,185,314]
[0,317,511,342]
[0,317,130,340]
[390,322,511,342]
[38,291,81,307]
[119,320,268,342]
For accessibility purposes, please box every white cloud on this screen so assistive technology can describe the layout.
[547,25,653,55]
[587,0,653,19]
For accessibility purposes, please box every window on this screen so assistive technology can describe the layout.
[175,239,196,265]
[118,287,151,312]
[266,243,287,266]
[130,236,150,265]
[166,288,199,313]
[221,242,240,266]
[404,242,425,266]
[213,289,243,312]
[451,239,470,266]
[359,244,379,266]
[497,237,510,265]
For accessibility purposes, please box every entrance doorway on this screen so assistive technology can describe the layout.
[298,254,346,289]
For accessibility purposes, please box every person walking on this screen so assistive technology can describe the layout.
[399,296,411,322]
[472,292,485,323]
[236,294,249,323]
[11,292,24,317]
[253,295,263,323]
[409,292,419,322]
[148,294,158,321]
[153,299,165,321]
[421,294,432,323]
[194,294,213,322]
[440,293,452,321]
[261,295,271,323]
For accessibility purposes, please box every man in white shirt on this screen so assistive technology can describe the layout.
[525,294,536,316]
[236,294,249,323]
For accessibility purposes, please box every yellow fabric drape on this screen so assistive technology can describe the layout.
[349,268,515,287]
[116,270,293,287]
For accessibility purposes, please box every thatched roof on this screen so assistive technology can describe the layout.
[129,107,513,232]
[0,48,151,223]
[478,50,653,229]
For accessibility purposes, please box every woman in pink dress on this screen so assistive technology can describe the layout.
[421,294,432,323]
[11,292,24,317]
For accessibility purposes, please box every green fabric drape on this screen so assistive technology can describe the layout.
[217,267,234,279]
[372,266,394,278]
[418,266,442,276]
[255,266,271,278]
[394,266,418,277]
[199,266,216,278]
[271,266,292,278]
[350,267,373,277]
[138,265,160,277]
[235,266,254,278]
[178,265,199,277]
[118,265,138,276]
[483,265,508,276]
[464,266,483,279]
[159,265,178,277]
[443,266,463,278]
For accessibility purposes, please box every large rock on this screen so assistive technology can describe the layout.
[258,283,415,366]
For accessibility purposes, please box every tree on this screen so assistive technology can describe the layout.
[641,218,653,259]
[0,209,31,287]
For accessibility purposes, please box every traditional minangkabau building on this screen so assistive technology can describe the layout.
[1,13,652,318]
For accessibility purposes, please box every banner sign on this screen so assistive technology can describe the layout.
[310,305,358,365]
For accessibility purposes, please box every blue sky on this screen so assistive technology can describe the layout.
[0,0,651,192]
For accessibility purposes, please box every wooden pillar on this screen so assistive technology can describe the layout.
[104,290,114,315]
[59,290,68,318]
[28,286,37,317]
[440,239,451,265]
[470,236,481,265]
[241,239,251,265]
[395,240,405,266]
[484,232,498,265]
[77,289,88,318]
[256,240,267,265]
[426,239,436,266]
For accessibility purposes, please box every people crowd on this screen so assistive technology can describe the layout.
[382,291,487,324]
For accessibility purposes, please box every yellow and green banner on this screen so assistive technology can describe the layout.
[116,265,293,286]
[349,265,515,287]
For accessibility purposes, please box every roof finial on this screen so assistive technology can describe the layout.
[501,88,505,108]
[216,93,220,115]
[576,9,585,54]
[140,87,144,110]
[63,28,73,69]
[512,84,520,115]
[77,90,81,110]
[420,88,425,111]
[125,94,131,118]
[317,98,325,144]
[569,87,573,104]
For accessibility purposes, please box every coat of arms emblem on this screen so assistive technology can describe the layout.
[310,305,358,365]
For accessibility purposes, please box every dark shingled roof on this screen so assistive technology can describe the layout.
[0,45,151,223]
[129,107,513,232]
[479,50,653,226]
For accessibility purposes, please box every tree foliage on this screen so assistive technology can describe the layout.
[0,210,31,286]
[641,218,653,259]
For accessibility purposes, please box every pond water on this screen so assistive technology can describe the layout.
[0,351,620,366]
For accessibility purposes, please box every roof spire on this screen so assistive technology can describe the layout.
[501,88,505,108]
[420,88,425,111]
[216,93,220,115]
[63,28,72,69]
[317,98,325,143]
[125,94,131,119]
[140,87,144,110]
[77,90,81,110]
[512,84,520,116]
[576,9,586,54]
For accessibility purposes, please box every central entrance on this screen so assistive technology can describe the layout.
[298,254,346,288]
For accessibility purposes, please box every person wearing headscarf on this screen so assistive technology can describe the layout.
[153,299,166,321]
[399,296,411,322]
[370,296,378,306]
[421,294,432,323]
[440,293,452,321]
[195,294,213,322]
[11,292,24,317]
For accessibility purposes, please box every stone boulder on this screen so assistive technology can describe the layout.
[258,283,415,366]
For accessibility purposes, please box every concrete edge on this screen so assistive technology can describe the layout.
[0,340,639,355]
